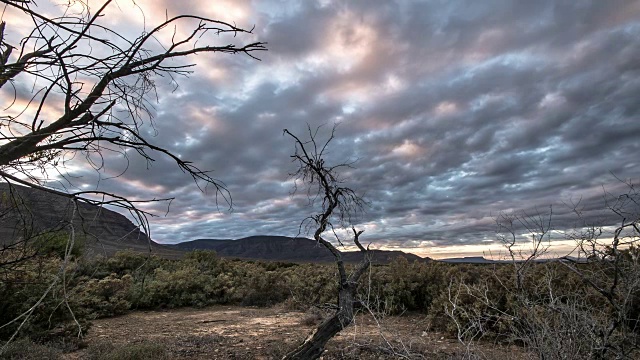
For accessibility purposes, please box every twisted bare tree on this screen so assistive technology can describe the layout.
[283,124,371,359]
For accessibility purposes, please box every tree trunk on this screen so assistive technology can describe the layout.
[284,286,356,360]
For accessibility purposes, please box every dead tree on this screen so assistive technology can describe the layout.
[0,0,265,243]
[283,125,371,360]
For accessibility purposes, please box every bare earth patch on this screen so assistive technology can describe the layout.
[65,306,526,359]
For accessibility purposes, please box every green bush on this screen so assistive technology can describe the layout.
[182,250,220,270]
[73,274,133,318]
[354,258,451,315]
[30,231,85,259]
[133,251,247,308]
[138,265,212,308]
[104,251,164,276]
[279,264,336,310]
[241,270,289,307]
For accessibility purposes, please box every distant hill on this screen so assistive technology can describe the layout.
[437,255,587,264]
[0,184,580,265]
[171,235,430,264]
[439,256,496,264]
[0,183,183,258]
[0,183,432,264]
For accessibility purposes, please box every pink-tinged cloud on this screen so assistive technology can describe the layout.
[5,0,639,258]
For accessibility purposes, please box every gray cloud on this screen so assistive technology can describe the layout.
[47,0,640,257]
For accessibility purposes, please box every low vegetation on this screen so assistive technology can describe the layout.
[1,240,638,358]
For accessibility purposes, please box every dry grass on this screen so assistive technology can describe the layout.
[57,305,528,359]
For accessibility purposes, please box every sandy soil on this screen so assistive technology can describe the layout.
[64,305,527,359]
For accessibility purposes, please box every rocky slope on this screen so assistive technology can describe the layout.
[0,183,182,258]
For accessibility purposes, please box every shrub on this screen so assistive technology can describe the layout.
[240,270,289,307]
[73,274,134,318]
[104,251,163,276]
[86,341,168,360]
[0,338,62,359]
[0,256,90,342]
[30,231,85,259]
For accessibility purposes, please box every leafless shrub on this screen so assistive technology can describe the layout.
[446,182,640,359]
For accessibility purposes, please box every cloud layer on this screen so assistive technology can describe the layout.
[29,0,640,257]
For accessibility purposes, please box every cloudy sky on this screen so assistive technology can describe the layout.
[5,0,640,258]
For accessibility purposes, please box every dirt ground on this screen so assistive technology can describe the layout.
[64,305,527,359]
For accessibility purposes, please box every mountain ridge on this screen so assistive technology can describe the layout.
[170,235,431,264]
[1,183,476,264]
